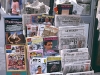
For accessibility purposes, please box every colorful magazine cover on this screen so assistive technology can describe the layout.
[28,50,43,59]
[26,36,43,51]
[43,36,59,56]
[29,58,47,75]
[47,56,61,73]
[26,24,38,37]
[5,45,26,71]
[4,17,25,44]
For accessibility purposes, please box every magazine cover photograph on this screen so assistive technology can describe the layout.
[26,24,38,37]
[5,45,26,71]
[47,57,61,73]
[5,31,25,44]
[29,58,46,75]
[26,37,43,51]
[28,50,43,59]
[43,36,59,56]
[4,17,25,44]
[37,15,54,25]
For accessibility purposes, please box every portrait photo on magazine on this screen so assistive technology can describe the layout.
[6,45,26,71]
[5,31,25,44]
[29,58,47,75]
[43,37,59,56]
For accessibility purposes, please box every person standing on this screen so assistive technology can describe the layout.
[11,0,20,15]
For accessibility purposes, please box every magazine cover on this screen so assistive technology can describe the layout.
[55,15,81,27]
[59,35,86,50]
[43,36,59,56]
[26,36,43,51]
[47,56,61,73]
[5,45,26,71]
[42,25,58,37]
[4,17,25,44]
[63,63,90,75]
[28,50,43,59]
[29,58,47,75]
[66,71,94,75]
[26,24,38,37]
[22,14,39,26]
[37,15,54,25]
[57,4,73,15]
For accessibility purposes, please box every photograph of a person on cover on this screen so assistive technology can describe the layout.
[43,40,59,56]
[36,66,42,74]
[43,17,52,25]
[6,31,25,44]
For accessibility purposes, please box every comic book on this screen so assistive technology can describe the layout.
[47,56,61,73]
[4,17,25,44]
[5,45,27,71]
[29,58,47,75]
[66,71,94,75]
[43,36,59,57]
[26,36,43,51]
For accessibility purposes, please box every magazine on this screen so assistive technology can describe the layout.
[57,4,73,15]
[4,18,25,44]
[59,35,86,50]
[47,56,61,73]
[29,58,47,75]
[28,50,43,59]
[26,24,38,37]
[43,36,59,56]
[5,45,26,71]
[63,63,90,75]
[55,15,81,27]
[66,70,94,75]
[42,26,58,37]
[26,36,43,51]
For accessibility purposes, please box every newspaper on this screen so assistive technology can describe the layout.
[63,63,90,75]
[25,0,50,14]
[76,0,91,4]
[96,0,100,30]
[59,26,85,37]
[55,15,81,27]
[66,71,94,75]
[61,48,89,68]
[70,1,84,15]
[59,35,86,50]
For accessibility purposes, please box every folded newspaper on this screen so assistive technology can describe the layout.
[63,63,91,75]
[66,70,94,75]
[25,0,50,14]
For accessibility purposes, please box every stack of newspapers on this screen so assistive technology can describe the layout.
[55,14,94,75]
